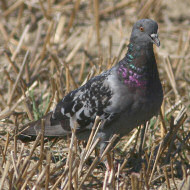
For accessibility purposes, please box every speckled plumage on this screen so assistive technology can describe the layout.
[18,19,163,153]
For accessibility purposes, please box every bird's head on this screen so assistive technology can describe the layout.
[130,19,160,47]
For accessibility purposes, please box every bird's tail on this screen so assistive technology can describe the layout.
[17,112,69,142]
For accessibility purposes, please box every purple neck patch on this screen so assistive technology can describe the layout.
[118,64,147,88]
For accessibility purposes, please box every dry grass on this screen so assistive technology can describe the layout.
[0,0,190,189]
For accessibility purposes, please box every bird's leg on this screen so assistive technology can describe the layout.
[106,152,112,171]
[94,147,99,157]
[99,139,114,171]
[103,151,116,189]
[139,123,146,156]
[132,123,147,172]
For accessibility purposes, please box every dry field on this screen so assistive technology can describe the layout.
[0,0,190,189]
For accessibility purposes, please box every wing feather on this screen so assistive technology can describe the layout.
[52,70,115,132]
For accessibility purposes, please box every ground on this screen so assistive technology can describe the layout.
[0,0,190,189]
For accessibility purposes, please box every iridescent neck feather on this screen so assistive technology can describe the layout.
[117,43,154,88]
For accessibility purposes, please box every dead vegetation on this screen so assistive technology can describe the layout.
[0,0,190,189]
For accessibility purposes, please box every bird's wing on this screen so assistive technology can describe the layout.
[18,67,131,141]
[52,69,118,133]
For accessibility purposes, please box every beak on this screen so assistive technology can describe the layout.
[150,33,160,47]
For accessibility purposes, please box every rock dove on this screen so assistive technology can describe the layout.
[18,19,163,154]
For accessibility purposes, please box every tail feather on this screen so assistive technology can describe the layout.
[17,112,70,142]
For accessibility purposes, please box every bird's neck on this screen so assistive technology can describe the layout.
[117,42,158,88]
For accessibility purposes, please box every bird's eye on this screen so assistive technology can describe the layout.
[140,26,144,32]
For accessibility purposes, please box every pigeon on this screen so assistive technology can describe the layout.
[18,19,163,154]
